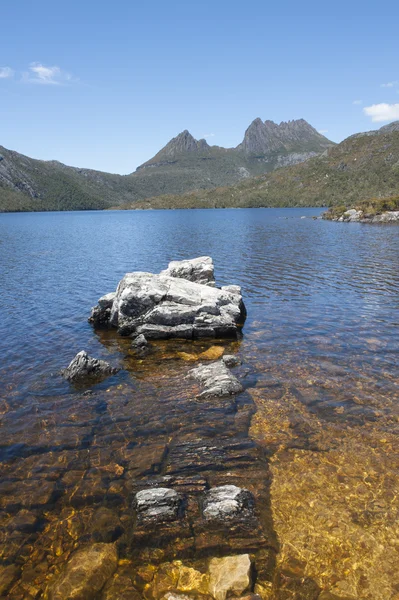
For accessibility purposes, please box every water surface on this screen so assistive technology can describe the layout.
[0,208,398,599]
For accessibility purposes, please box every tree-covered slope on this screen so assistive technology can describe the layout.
[114,124,399,210]
[0,118,334,212]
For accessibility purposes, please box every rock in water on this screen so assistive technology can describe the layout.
[45,543,118,600]
[222,354,242,367]
[131,333,148,348]
[160,256,215,286]
[189,360,244,398]
[208,554,252,600]
[62,350,119,383]
[89,257,246,339]
[134,488,184,523]
[0,565,20,596]
[203,485,255,520]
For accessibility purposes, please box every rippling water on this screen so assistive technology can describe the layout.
[0,208,398,599]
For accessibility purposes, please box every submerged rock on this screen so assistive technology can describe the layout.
[161,256,215,286]
[134,487,184,523]
[89,257,246,339]
[189,360,244,398]
[131,333,148,348]
[222,354,242,367]
[208,554,252,600]
[45,542,118,600]
[89,292,116,326]
[89,507,123,543]
[62,350,119,383]
[203,485,255,520]
[0,564,20,596]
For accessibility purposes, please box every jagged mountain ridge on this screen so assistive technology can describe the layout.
[1,116,334,212]
[137,118,333,170]
[237,118,332,155]
[137,130,211,169]
[115,121,399,210]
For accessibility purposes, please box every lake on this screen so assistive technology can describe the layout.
[0,208,398,599]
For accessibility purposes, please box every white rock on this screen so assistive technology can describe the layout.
[89,258,246,339]
[208,554,252,600]
[203,485,254,520]
[134,488,183,523]
[161,256,215,286]
[189,361,243,398]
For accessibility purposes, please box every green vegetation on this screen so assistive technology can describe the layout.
[1,125,398,213]
[114,129,399,211]
[323,195,399,220]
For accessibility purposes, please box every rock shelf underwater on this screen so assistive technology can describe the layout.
[1,212,399,600]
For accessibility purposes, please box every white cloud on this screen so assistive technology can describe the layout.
[202,133,215,139]
[363,103,399,122]
[318,129,328,134]
[381,81,398,88]
[0,66,14,79]
[352,99,362,105]
[23,62,74,85]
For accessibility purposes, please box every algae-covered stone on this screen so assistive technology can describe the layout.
[89,507,123,543]
[150,562,181,598]
[208,554,252,600]
[199,346,225,361]
[45,542,118,600]
[102,568,142,600]
[254,583,273,599]
[0,564,20,596]
[177,564,209,594]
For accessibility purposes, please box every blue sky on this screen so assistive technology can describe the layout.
[1,1,399,173]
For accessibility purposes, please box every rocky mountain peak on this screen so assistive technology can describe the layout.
[379,121,399,134]
[137,130,210,170]
[237,118,333,155]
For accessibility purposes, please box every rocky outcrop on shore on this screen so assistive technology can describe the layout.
[324,207,399,223]
[89,257,246,339]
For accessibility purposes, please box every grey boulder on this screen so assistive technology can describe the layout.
[189,360,244,398]
[62,351,119,383]
[222,354,242,367]
[89,257,246,339]
[134,488,184,523]
[160,256,215,286]
[203,485,255,520]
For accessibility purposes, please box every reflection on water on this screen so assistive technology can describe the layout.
[0,208,398,598]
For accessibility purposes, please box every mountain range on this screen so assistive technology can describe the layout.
[0,118,334,212]
[117,122,399,210]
